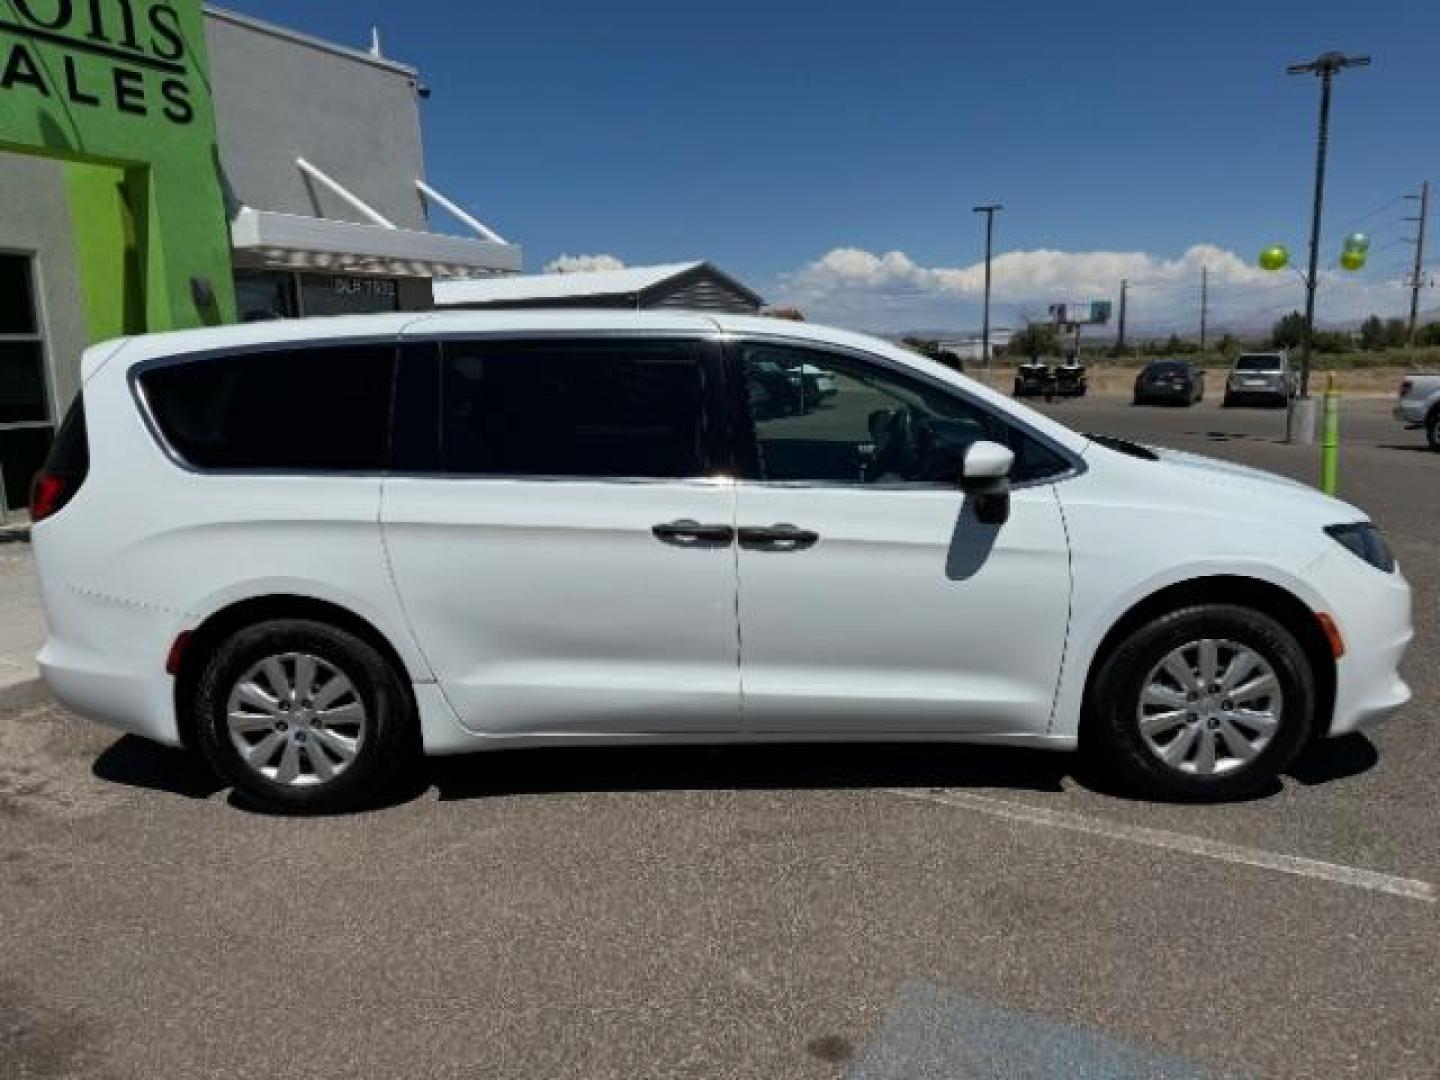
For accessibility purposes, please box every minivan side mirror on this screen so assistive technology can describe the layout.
[959,441,1015,525]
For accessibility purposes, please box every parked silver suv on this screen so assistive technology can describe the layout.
[1395,373,1440,451]
[1223,353,1296,408]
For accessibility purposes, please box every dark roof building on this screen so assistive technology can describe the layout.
[434,261,764,314]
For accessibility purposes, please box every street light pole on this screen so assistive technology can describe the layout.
[1286,51,1369,442]
[973,204,1003,382]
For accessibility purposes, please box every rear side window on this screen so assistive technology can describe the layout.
[436,339,712,479]
[140,345,395,471]
[45,397,89,479]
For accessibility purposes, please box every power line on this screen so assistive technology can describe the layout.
[1333,193,1406,234]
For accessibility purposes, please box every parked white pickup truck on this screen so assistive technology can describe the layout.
[1396,374,1440,450]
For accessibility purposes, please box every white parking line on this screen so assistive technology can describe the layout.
[886,788,1437,904]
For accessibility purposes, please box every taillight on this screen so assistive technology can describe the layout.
[30,472,76,523]
[30,396,89,524]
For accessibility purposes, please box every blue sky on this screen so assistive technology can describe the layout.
[224,1,1439,333]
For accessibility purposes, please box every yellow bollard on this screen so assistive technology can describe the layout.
[1320,374,1340,496]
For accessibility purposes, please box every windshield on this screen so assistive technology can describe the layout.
[1235,356,1282,372]
[1147,362,1188,374]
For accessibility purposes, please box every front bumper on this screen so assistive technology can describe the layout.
[1226,384,1287,402]
[1305,546,1414,737]
[1394,402,1427,426]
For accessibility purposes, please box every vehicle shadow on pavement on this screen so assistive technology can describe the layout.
[1376,444,1435,454]
[88,731,1379,814]
[92,737,227,800]
[428,743,1072,802]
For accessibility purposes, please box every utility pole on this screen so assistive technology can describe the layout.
[973,204,1003,382]
[1199,266,1209,352]
[1406,180,1430,345]
[1116,279,1129,354]
[1286,50,1370,443]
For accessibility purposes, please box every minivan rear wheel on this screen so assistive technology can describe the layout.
[193,620,416,814]
[1088,605,1314,801]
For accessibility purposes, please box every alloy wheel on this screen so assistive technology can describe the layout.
[1136,638,1282,777]
[225,653,368,787]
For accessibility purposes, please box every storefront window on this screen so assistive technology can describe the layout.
[0,253,52,511]
[300,275,401,318]
[235,271,299,322]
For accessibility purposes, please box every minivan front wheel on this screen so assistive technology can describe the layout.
[194,620,416,814]
[1088,605,1314,801]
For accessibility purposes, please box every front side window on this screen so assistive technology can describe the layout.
[439,339,712,479]
[737,343,1069,486]
[140,345,395,471]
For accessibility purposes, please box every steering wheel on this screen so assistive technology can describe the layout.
[869,406,920,481]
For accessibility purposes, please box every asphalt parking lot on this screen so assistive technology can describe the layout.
[1,393,1436,1079]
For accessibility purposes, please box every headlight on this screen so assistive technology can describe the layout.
[1325,523,1395,573]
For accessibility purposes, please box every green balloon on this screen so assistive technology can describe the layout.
[1340,248,1367,272]
[1344,232,1370,252]
[1259,245,1290,272]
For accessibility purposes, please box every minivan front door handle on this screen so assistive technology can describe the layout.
[652,520,735,548]
[738,524,820,552]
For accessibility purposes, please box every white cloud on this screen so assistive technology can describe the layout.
[542,253,627,275]
[773,244,1411,334]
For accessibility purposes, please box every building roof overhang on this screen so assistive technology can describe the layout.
[231,207,523,279]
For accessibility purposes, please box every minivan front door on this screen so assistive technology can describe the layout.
[730,342,1073,737]
[382,337,740,738]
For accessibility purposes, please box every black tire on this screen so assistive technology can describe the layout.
[1088,604,1314,801]
[192,619,416,814]
[1222,395,1235,409]
[1427,407,1440,452]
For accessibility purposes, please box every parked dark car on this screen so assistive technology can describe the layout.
[1014,361,1056,399]
[1054,361,1088,398]
[1134,360,1205,406]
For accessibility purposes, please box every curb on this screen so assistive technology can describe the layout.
[0,678,48,710]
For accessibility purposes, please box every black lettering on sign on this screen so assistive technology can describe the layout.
[147,3,182,62]
[1,0,195,125]
[63,54,100,105]
[115,0,140,50]
[113,65,146,114]
[12,0,74,31]
[1,42,51,95]
[82,0,111,43]
[81,0,141,49]
[160,76,191,124]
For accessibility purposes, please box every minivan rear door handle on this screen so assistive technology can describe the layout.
[738,524,820,552]
[652,520,735,548]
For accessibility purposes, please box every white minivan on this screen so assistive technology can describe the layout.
[31,312,1413,813]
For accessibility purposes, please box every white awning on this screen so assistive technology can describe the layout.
[231,207,522,279]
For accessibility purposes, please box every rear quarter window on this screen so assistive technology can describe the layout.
[138,344,396,471]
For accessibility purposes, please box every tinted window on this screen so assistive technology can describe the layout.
[1235,355,1283,372]
[1146,361,1189,374]
[44,397,89,480]
[738,344,1069,485]
[439,340,710,479]
[141,345,395,471]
